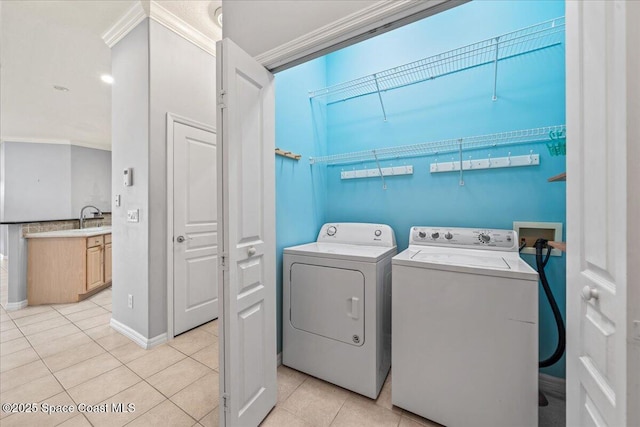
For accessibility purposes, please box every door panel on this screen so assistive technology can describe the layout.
[566,1,628,425]
[86,246,104,291]
[217,38,276,427]
[174,122,218,335]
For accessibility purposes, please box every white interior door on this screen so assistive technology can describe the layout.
[566,1,630,425]
[216,38,277,426]
[173,121,219,335]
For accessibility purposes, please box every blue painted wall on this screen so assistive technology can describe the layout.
[276,0,566,378]
[275,57,328,353]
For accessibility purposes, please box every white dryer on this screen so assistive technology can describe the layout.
[392,226,539,427]
[283,223,396,399]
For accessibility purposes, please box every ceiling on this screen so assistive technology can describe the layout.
[0,1,221,150]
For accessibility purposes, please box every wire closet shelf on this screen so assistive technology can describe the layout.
[308,16,565,105]
[309,125,566,166]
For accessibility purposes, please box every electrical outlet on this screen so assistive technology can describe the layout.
[128,294,133,309]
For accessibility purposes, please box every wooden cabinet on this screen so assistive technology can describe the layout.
[27,233,112,304]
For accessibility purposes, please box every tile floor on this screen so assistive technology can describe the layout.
[1,285,564,426]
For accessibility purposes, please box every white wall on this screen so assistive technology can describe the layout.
[110,19,216,342]
[70,145,111,216]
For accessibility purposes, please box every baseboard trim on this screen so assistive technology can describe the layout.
[4,300,28,311]
[277,352,282,367]
[110,318,168,349]
[539,373,566,399]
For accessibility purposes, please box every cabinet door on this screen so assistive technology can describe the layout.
[104,243,112,283]
[86,246,104,291]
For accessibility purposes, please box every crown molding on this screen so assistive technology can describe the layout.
[148,1,217,57]
[0,137,111,152]
[102,1,217,57]
[255,0,459,71]
[102,1,147,48]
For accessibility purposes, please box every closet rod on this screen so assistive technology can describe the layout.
[309,125,566,166]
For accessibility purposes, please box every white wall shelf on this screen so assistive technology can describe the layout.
[341,165,413,180]
[430,152,539,173]
[310,125,565,166]
[309,16,564,120]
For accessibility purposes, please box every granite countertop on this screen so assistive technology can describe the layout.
[25,226,112,239]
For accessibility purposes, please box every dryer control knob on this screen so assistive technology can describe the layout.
[327,226,337,236]
[374,229,382,237]
[478,233,491,243]
[418,231,427,238]
[445,232,453,240]
[431,232,440,239]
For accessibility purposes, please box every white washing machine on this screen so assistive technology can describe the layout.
[283,223,396,399]
[392,226,539,427]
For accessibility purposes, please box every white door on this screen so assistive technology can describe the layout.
[173,121,219,335]
[216,38,277,426]
[566,1,634,425]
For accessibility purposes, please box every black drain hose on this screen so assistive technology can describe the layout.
[534,238,565,368]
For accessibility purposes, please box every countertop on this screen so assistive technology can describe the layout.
[25,226,112,239]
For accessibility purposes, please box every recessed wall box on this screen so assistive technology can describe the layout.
[124,168,133,186]
[513,221,563,257]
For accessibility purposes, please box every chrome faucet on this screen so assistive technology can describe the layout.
[80,205,103,229]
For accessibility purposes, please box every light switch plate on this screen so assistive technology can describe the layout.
[115,194,121,207]
[127,209,139,222]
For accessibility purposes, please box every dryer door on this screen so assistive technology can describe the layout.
[290,263,365,346]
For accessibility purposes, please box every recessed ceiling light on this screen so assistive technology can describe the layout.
[101,74,114,84]
[53,85,70,92]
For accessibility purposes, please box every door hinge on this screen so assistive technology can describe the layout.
[218,90,226,109]
[222,393,230,412]
[220,254,228,270]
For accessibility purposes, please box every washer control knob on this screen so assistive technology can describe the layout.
[374,229,382,237]
[445,232,453,240]
[327,226,337,236]
[418,231,427,238]
[478,233,491,244]
[431,232,440,239]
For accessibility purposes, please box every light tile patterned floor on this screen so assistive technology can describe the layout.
[0,287,442,427]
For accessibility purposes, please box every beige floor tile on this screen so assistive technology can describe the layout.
[261,407,313,427]
[0,391,77,427]
[169,329,215,356]
[12,309,61,327]
[331,395,401,427]
[64,306,109,322]
[1,319,16,332]
[54,352,122,389]
[84,381,165,427]
[26,323,81,347]
[58,414,93,426]
[67,365,141,405]
[200,406,219,427]
[74,312,111,330]
[43,341,106,372]
[198,319,218,336]
[108,341,149,363]
[89,293,112,307]
[54,300,100,315]
[19,315,70,336]
[0,374,64,410]
[375,372,400,413]
[0,336,31,356]
[127,345,186,378]
[0,359,51,393]
[102,303,113,312]
[0,327,23,343]
[281,377,351,427]
[0,346,40,372]
[95,331,132,351]
[277,366,308,404]
[147,357,211,397]
[128,399,195,427]
[7,304,54,320]
[190,341,219,370]
[170,371,219,420]
[83,324,119,340]
[400,411,443,427]
[30,331,93,358]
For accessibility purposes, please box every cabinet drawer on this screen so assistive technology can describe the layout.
[87,235,104,248]
[104,234,112,244]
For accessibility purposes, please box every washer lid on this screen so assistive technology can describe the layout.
[393,245,538,281]
[284,242,397,263]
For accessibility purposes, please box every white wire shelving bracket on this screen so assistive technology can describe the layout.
[308,16,565,119]
[309,125,566,166]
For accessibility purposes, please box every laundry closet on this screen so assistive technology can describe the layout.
[275,0,566,384]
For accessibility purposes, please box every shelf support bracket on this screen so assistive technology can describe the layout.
[492,36,500,101]
[372,150,387,190]
[373,74,388,121]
